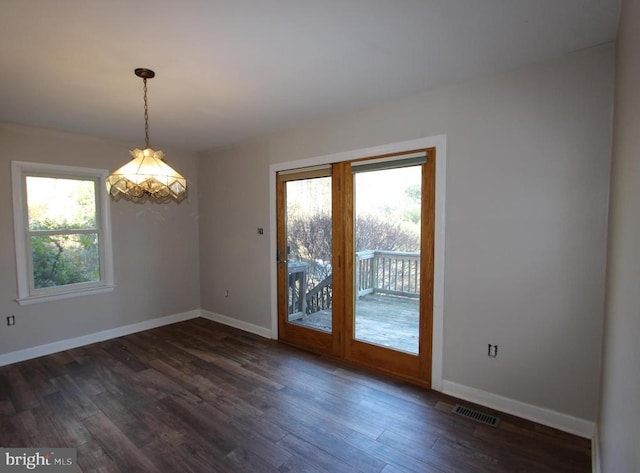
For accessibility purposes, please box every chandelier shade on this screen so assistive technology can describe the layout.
[107,68,187,201]
[106,148,187,199]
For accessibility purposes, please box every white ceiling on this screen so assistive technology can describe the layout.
[0,0,620,152]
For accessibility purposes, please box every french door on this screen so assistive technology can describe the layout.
[276,148,435,386]
[276,165,337,355]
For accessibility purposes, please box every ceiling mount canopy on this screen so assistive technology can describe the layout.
[134,67,155,79]
[106,68,187,201]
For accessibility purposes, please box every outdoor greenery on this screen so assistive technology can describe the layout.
[27,177,100,289]
[31,225,99,289]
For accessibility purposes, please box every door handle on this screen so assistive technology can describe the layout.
[277,248,287,265]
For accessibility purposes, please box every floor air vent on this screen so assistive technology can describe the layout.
[452,404,500,427]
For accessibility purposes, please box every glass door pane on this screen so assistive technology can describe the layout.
[285,176,333,333]
[353,165,422,354]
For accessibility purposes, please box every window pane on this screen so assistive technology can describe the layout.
[26,177,96,230]
[354,166,422,354]
[31,234,100,288]
[285,176,333,333]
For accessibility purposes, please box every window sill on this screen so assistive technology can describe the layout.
[16,284,115,306]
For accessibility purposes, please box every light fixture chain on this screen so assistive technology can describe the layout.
[143,77,150,148]
[107,68,187,200]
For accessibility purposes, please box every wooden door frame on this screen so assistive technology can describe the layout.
[340,149,435,387]
[276,168,336,356]
[270,135,447,391]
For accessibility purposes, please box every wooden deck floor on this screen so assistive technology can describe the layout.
[0,318,591,472]
[290,294,420,353]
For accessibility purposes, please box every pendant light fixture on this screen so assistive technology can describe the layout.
[107,68,187,200]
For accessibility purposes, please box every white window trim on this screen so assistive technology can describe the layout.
[11,161,114,305]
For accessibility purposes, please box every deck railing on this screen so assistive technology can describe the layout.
[287,250,420,317]
[287,261,307,318]
[356,250,420,298]
[306,274,332,314]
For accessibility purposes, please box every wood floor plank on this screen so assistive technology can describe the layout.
[76,438,121,473]
[83,411,161,473]
[158,395,238,456]
[140,437,217,473]
[0,372,17,416]
[17,359,59,398]
[311,390,394,438]
[277,433,364,473]
[65,362,108,398]
[40,390,94,446]
[377,426,440,452]
[0,318,591,473]
[49,374,100,420]
[333,366,435,407]
[277,454,328,473]
[345,430,443,473]
[101,340,149,372]
[382,463,434,473]
[357,396,472,443]
[245,386,355,440]
[225,446,286,473]
[431,435,528,473]
[37,351,74,378]
[9,409,60,448]
[170,392,293,470]
[147,357,225,399]
[471,423,592,472]
[2,365,40,412]
[218,396,290,445]
[91,391,157,448]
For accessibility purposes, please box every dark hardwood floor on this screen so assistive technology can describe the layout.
[0,318,591,472]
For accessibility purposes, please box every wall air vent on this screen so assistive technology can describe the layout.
[452,404,501,427]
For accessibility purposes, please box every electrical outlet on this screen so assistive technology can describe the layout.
[257,227,264,235]
[7,315,15,326]
[488,344,498,358]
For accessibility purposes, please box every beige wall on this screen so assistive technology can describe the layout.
[598,0,640,470]
[0,123,200,354]
[0,38,616,433]
[199,43,614,423]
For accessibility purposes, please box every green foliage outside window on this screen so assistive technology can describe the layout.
[31,228,99,289]
[26,177,100,289]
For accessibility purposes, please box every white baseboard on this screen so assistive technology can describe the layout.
[442,380,595,439]
[0,309,201,367]
[200,310,273,339]
[0,309,271,367]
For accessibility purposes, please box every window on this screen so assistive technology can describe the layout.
[12,161,114,305]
